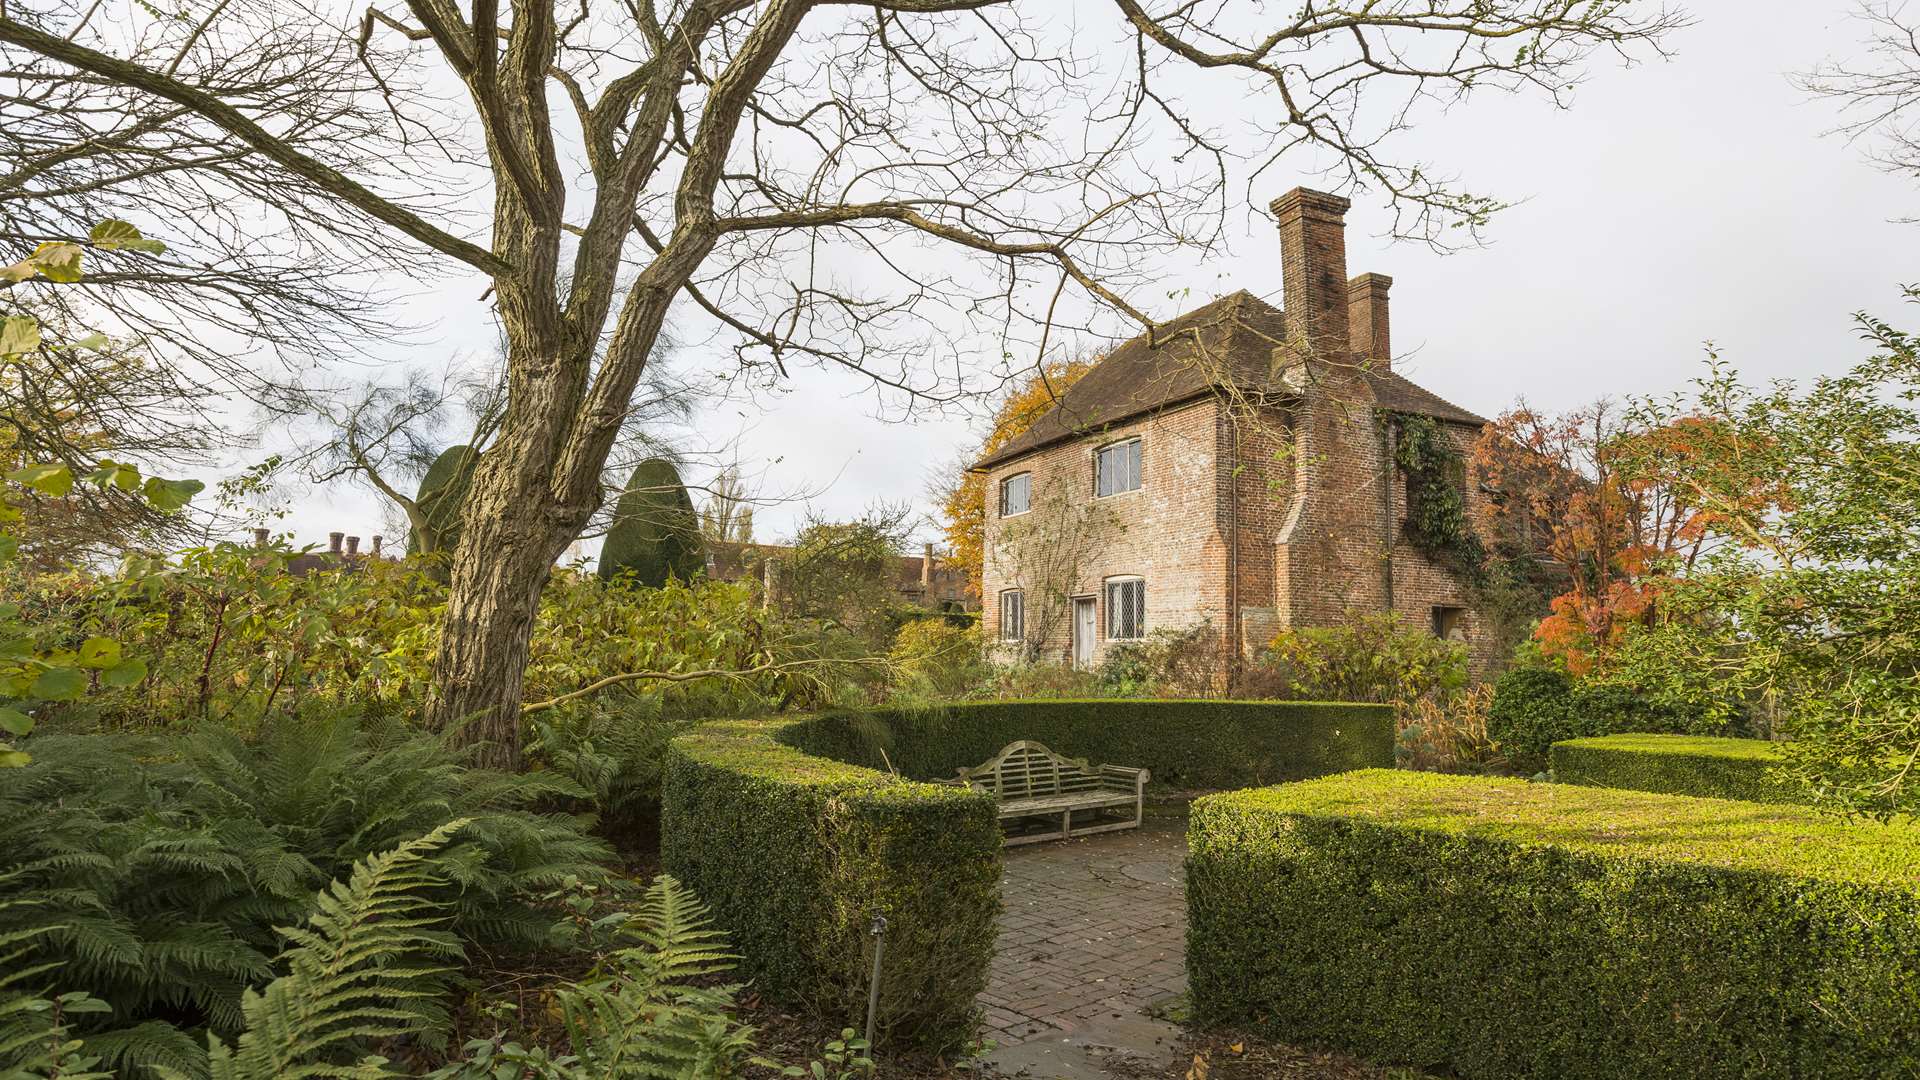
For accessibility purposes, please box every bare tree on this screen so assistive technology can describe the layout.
[1800,2,1920,188]
[699,465,755,546]
[0,0,1680,765]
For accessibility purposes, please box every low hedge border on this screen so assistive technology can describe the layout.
[661,720,1001,1050]
[1552,732,1801,804]
[1188,769,1920,1080]
[776,699,1395,788]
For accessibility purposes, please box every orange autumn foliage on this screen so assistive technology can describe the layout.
[1473,401,1781,675]
[940,359,1093,597]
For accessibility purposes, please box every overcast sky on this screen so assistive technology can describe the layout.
[270,0,1917,558]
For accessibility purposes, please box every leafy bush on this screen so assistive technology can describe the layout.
[885,620,985,701]
[980,662,1109,700]
[781,699,1396,791]
[661,720,1001,1050]
[1397,683,1505,773]
[1551,733,1802,803]
[0,711,609,1073]
[1096,622,1225,698]
[1489,663,1732,767]
[1485,665,1578,763]
[1188,770,1920,1080]
[1259,611,1466,716]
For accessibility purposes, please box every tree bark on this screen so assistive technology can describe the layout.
[424,357,591,769]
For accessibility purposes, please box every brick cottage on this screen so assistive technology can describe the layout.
[975,187,1498,675]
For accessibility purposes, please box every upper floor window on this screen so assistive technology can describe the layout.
[999,590,1026,642]
[1105,577,1145,640]
[999,472,1031,517]
[1095,438,1142,497]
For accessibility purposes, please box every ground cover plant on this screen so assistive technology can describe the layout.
[1188,770,1920,1080]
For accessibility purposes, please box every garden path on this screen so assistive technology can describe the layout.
[977,809,1189,1078]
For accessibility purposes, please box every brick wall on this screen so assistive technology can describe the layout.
[982,398,1229,667]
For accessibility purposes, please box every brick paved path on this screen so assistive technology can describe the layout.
[978,812,1188,1048]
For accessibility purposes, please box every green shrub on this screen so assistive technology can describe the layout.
[1489,666,1722,767]
[599,458,705,586]
[0,711,609,1073]
[1485,665,1576,761]
[407,445,477,560]
[886,620,986,700]
[779,699,1395,789]
[1261,611,1467,710]
[1188,770,1920,1080]
[660,721,1000,1050]
[1096,623,1226,698]
[1552,733,1802,803]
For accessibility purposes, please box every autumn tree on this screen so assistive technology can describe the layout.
[0,0,1680,765]
[938,358,1092,596]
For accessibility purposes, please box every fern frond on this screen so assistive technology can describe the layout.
[174,820,473,1080]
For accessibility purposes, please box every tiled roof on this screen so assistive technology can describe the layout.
[975,291,1484,471]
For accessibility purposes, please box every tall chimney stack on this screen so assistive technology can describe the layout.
[1272,188,1352,362]
[921,542,934,589]
[328,531,344,554]
[345,535,360,556]
[371,535,383,558]
[253,527,269,547]
[1348,273,1392,370]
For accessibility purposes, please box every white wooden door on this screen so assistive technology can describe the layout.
[1072,597,1096,669]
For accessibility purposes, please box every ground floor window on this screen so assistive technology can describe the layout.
[1105,577,1145,640]
[1000,590,1026,641]
[1432,605,1466,641]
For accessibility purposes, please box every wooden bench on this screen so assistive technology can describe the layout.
[939,740,1149,846]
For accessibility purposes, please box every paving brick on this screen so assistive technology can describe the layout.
[976,814,1188,1048]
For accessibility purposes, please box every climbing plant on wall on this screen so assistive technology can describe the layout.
[1389,412,1486,581]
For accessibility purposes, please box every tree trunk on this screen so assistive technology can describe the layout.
[422,379,587,769]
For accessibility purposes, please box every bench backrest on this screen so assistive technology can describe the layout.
[959,739,1105,799]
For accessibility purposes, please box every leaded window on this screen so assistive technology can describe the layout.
[1105,577,1145,640]
[1000,472,1031,516]
[999,590,1026,641]
[1095,438,1142,497]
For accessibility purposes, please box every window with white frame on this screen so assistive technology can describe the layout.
[1094,438,1142,497]
[999,590,1026,641]
[1104,577,1145,640]
[999,472,1031,516]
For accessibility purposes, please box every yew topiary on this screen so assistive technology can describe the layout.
[599,459,705,586]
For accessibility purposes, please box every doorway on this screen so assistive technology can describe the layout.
[1072,596,1097,669]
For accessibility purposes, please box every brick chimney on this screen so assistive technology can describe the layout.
[328,531,343,554]
[921,542,934,589]
[1272,188,1352,361]
[371,535,383,557]
[1348,273,1392,370]
[345,535,360,556]
[253,527,269,547]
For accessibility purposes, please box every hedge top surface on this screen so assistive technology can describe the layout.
[672,719,892,786]
[1202,769,1920,892]
[1553,733,1785,761]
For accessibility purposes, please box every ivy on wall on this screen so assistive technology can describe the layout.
[1388,412,1487,581]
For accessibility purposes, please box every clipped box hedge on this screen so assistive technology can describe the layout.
[1552,732,1803,804]
[661,721,1000,1050]
[777,699,1394,789]
[1188,770,1920,1080]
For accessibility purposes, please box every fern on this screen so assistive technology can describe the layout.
[155,820,472,1080]
[0,893,114,1080]
[430,876,762,1080]
[0,709,611,1075]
